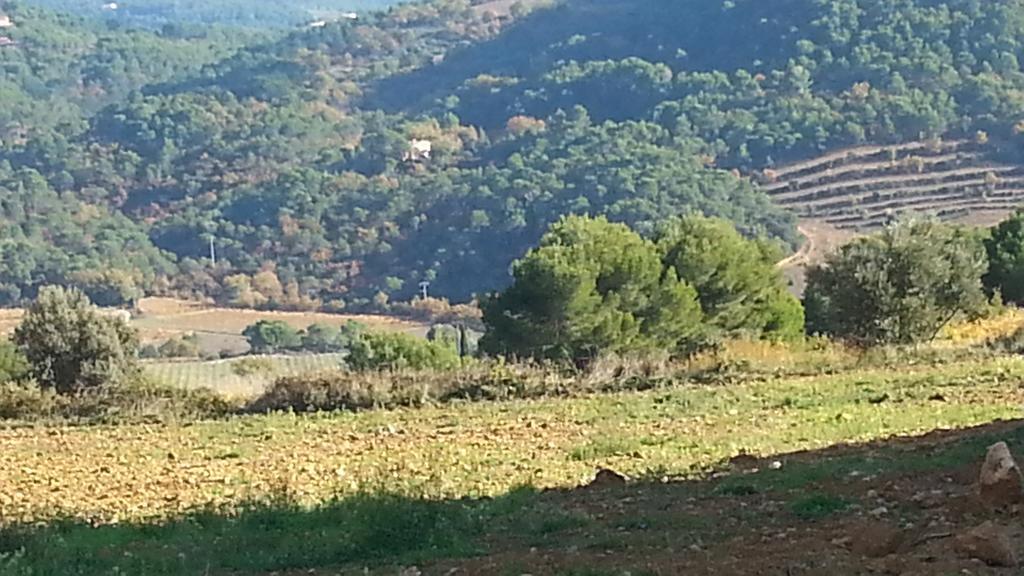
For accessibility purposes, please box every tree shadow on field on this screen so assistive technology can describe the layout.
[3,419,1024,576]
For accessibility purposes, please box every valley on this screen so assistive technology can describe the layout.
[5,1,1024,574]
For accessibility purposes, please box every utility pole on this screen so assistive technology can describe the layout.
[209,236,217,267]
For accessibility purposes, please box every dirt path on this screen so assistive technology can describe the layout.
[776,224,815,269]
[777,220,858,294]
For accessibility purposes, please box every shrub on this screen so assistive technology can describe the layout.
[158,333,201,358]
[250,372,425,412]
[231,357,279,377]
[249,357,675,414]
[301,321,364,353]
[242,320,301,354]
[346,332,461,372]
[67,380,235,423]
[0,381,63,420]
[14,286,141,394]
[250,364,566,413]
[984,210,1024,304]
[987,325,1024,354]
[0,379,233,423]
[427,323,481,356]
[0,340,28,382]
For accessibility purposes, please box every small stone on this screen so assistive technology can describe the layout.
[953,521,1018,567]
[588,468,627,488]
[851,522,904,558]
[868,506,889,518]
[979,442,1023,509]
[729,453,759,470]
[769,460,783,470]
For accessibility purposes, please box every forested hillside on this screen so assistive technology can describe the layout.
[21,0,402,29]
[6,0,1024,310]
[0,3,258,130]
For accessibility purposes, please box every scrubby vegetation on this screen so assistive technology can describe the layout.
[0,212,1014,420]
[0,287,233,422]
[14,286,141,394]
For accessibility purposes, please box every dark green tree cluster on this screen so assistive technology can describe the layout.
[242,319,365,354]
[983,210,1024,305]
[0,2,255,131]
[480,215,802,362]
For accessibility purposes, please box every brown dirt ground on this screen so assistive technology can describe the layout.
[392,421,1024,576]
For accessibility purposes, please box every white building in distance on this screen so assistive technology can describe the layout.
[404,139,433,162]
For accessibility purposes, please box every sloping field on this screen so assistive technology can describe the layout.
[144,353,346,396]
[3,357,1024,574]
[760,139,1024,231]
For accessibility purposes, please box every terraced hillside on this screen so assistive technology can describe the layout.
[758,140,1024,231]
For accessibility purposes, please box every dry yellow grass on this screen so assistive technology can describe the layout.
[131,297,424,335]
[940,309,1024,345]
[0,308,22,334]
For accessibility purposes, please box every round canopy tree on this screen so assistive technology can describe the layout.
[480,215,703,363]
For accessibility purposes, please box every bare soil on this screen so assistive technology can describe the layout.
[415,421,1024,575]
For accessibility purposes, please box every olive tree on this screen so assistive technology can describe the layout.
[14,286,140,394]
[804,219,987,345]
